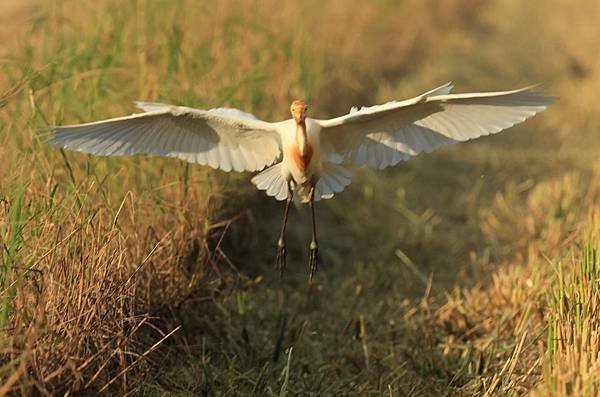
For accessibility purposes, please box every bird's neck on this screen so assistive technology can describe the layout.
[295,120,308,155]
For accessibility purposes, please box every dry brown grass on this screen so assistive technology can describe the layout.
[533,236,600,397]
[0,174,232,393]
[425,166,600,395]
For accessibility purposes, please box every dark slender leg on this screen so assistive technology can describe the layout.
[308,186,318,282]
[275,181,293,276]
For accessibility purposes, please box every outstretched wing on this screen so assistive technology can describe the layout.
[318,83,553,169]
[52,102,281,172]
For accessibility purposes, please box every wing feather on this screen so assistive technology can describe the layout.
[312,162,353,201]
[52,104,281,172]
[319,84,553,168]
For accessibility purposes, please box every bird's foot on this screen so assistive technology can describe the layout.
[308,240,318,282]
[275,238,286,277]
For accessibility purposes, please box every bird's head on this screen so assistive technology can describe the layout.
[290,100,308,124]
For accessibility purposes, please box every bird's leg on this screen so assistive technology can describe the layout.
[275,181,293,276]
[308,186,318,282]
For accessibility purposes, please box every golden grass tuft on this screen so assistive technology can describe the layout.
[533,228,600,396]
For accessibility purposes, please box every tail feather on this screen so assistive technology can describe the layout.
[297,162,353,203]
[252,162,354,203]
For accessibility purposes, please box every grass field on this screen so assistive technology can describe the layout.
[1,0,600,395]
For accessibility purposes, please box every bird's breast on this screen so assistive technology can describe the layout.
[279,118,321,182]
[289,143,314,172]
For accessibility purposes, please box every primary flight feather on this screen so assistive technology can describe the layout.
[52,83,553,280]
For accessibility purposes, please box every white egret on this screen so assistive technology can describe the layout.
[52,83,553,280]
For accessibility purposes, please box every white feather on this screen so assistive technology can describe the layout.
[251,163,289,201]
[53,104,281,172]
[318,84,553,169]
[313,162,353,201]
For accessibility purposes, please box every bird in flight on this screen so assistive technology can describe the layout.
[52,83,552,281]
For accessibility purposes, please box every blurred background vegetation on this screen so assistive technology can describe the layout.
[1,0,599,395]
